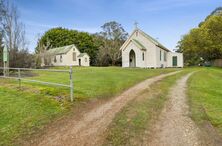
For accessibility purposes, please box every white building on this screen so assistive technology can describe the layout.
[41,44,90,67]
[120,28,183,68]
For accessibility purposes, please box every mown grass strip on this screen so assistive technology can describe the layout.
[188,67,222,136]
[103,70,191,146]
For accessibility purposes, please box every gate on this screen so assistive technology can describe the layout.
[0,66,74,102]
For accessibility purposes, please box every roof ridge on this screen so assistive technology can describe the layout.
[49,44,75,50]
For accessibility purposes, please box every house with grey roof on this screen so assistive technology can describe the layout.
[120,28,183,68]
[41,44,90,67]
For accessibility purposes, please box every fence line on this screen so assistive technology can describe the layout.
[0,67,68,72]
[0,66,74,102]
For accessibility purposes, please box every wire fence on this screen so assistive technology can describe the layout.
[0,67,74,102]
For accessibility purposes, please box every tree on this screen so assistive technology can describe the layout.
[0,0,33,68]
[1,1,27,51]
[177,7,222,66]
[0,0,4,65]
[36,27,99,65]
[98,21,128,65]
[199,7,222,27]
[201,15,222,60]
[0,33,3,67]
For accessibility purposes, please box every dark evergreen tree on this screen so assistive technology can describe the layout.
[36,27,99,65]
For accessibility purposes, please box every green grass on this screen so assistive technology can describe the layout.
[188,67,222,136]
[103,70,191,146]
[0,85,69,146]
[30,67,179,100]
[0,67,178,145]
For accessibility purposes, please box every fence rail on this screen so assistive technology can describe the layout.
[0,67,74,102]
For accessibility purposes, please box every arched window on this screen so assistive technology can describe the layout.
[60,55,63,62]
[142,52,145,61]
[54,56,57,63]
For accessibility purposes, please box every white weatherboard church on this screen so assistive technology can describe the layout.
[41,44,90,67]
[120,27,183,68]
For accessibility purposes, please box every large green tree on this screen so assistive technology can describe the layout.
[36,27,98,65]
[177,7,222,66]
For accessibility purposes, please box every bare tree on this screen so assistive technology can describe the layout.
[99,21,128,66]
[35,35,52,67]
[0,0,33,68]
[0,0,27,50]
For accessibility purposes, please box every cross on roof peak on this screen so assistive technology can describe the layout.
[134,21,139,29]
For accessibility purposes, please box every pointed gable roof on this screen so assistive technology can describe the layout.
[120,28,170,52]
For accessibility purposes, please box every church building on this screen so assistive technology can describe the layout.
[120,28,183,68]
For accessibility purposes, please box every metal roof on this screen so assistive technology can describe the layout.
[44,44,76,56]
[78,53,88,57]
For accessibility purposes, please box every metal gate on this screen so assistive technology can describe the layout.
[0,66,74,102]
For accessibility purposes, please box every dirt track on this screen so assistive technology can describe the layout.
[146,73,213,146]
[23,71,180,146]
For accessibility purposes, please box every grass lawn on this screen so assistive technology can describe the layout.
[28,67,179,100]
[188,67,222,136]
[103,69,191,146]
[0,67,178,145]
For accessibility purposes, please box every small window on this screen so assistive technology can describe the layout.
[54,56,57,63]
[73,48,75,51]
[85,58,87,62]
[164,52,167,61]
[60,55,62,62]
[142,52,145,61]
[160,50,162,61]
[73,52,76,61]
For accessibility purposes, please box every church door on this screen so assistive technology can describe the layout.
[172,56,178,67]
[129,50,136,67]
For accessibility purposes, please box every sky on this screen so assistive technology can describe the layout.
[14,0,221,52]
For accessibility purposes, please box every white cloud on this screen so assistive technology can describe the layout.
[25,20,56,29]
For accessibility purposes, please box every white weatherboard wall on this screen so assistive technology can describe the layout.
[156,47,168,68]
[120,28,184,68]
[167,52,184,68]
[122,42,146,68]
[121,29,158,68]
[41,45,90,67]
[78,54,90,66]
[52,48,80,66]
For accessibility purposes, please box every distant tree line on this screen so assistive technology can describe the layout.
[177,7,222,66]
[36,21,128,66]
[0,0,34,68]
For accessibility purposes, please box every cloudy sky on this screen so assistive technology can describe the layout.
[14,0,221,52]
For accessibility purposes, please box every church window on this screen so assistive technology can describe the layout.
[160,50,162,61]
[164,52,167,61]
[73,53,76,61]
[142,52,145,61]
[60,55,63,62]
[54,56,57,63]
